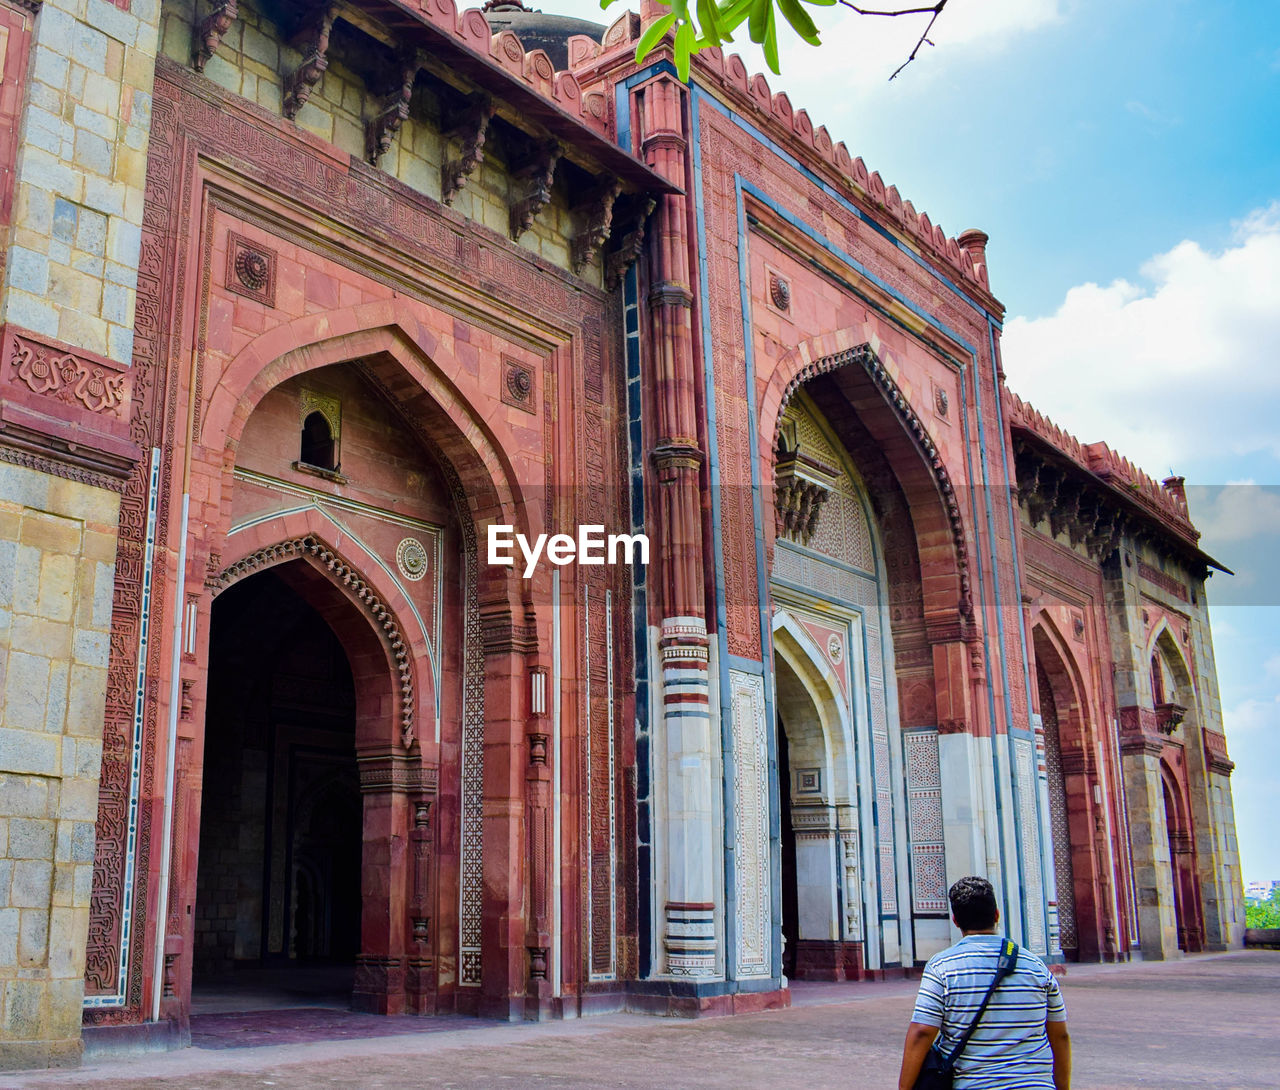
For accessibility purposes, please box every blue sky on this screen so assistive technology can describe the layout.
[560,0,1280,880]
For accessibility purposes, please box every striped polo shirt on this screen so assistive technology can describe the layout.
[910,934,1066,1090]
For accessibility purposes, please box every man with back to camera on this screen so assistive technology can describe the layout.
[897,876,1072,1090]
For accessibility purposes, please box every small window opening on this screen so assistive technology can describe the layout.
[1151,653,1166,705]
[300,411,336,471]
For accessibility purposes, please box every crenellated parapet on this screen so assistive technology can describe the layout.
[568,10,999,310]
[1006,391,1200,544]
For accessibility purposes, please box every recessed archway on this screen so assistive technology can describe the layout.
[193,567,364,1012]
[772,612,864,982]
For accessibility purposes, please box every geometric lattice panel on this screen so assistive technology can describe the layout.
[1039,667,1078,951]
[1015,737,1048,954]
[905,729,948,914]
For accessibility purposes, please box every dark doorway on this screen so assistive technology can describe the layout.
[1037,663,1079,960]
[193,567,362,1012]
[1162,776,1203,953]
[778,715,799,980]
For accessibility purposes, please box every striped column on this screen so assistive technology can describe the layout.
[660,616,716,976]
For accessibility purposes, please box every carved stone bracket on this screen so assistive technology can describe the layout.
[572,177,621,273]
[1155,701,1187,735]
[283,4,337,120]
[193,0,238,74]
[1203,728,1235,775]
[441,94,495,206]
[1118,704,1167,757]
[774,444,840,544]
[1014,437,1132,562]
[366,53,419,167]
[650,441,704,477]
[509,139,562,239]
[605,194,656,289]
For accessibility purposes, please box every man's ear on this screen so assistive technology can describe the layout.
[994,908,1001,926]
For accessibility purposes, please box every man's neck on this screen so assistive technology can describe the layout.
[960,927,999,937]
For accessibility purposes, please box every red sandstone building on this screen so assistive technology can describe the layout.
[0,0,1245,1067]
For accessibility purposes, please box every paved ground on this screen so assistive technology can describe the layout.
[5,951,1277,1089]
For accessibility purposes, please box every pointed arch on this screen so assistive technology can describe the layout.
[772,609,857,806]
[210,534,415,751]
[764,334,972,636]
[199,299,530,618]
[1148,624,1195,704]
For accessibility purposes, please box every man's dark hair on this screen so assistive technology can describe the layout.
[949,876,998,931]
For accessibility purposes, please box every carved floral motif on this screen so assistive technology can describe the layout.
[226,233,276,306]
[501,357,536,414]
[769,273,790,311]
[6,331,128,416]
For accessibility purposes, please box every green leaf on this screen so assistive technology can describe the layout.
[776,0,820,45]
[698,0,723,44]
[634,10,678,63]
[763,4,780,73]
[675,20,695,81]
[717,0,753,38]
[801,0,837,6]
[748,0,770,44]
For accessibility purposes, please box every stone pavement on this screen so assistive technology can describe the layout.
[4,951,1277,1089]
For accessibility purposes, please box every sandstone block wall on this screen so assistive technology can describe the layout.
[4,0,159,365]
[0,463,120,1069]
[0,0,159,1067]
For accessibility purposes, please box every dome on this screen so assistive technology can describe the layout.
[482,1,606,70]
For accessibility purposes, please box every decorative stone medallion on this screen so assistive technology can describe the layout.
[827,633,843,664]
[397,537,428,581]
[500,356,536,414]
[226,232,277,307]
[934,387,949,418]
[769,272,791,312]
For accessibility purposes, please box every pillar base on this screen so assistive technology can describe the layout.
[80,1019,191,1062]
[624,978,790,1018]
[792,939,866,981]
[352,955,406,1014]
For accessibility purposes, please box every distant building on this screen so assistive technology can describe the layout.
[1245,881,1278,902]
[0,0,1246,1070]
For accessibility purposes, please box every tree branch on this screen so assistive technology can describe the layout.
[834,0,949,81]
[888,0,947,80]
[836,3,940,14]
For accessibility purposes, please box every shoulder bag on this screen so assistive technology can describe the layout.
[912,939,1020,1090]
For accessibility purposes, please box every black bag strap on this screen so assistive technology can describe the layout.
[942,939,1019,1067]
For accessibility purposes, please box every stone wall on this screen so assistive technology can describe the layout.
[4,0,159,365]
[0,0,158,1066]
[157,0,581,273]
[0,462,120,1069]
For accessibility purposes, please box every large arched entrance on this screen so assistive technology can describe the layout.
[193,568,363,1011]
[1161,763,1203,953]
[773,640,855,981]
[764,340,981,970]
[1031,623,1107,961]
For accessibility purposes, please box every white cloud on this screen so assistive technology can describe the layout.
[1225,694,1280,736]
[567,0,1064,95]
[1186,483,1280,545]
[1002,202,1280,480]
